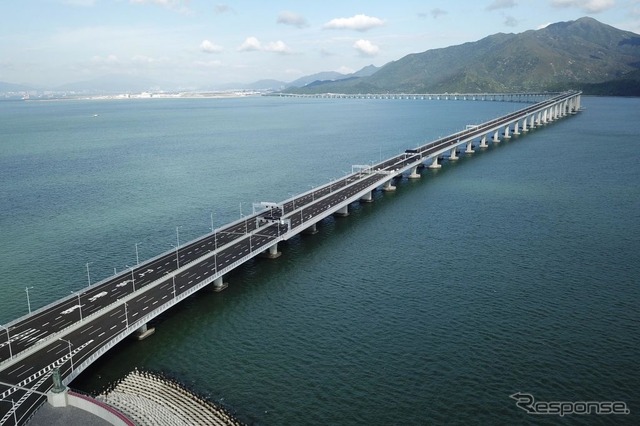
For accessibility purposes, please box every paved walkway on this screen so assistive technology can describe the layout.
[28,403,112,426]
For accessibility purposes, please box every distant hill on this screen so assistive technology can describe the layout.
[284,17,640,95]
[286,65,379,88]
[0,81,35,93]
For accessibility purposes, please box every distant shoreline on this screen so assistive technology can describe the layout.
[14,91,265,101]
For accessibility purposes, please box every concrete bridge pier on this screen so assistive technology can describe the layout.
[513,120,520,135]
[503,125,511,139]
[382,179,396,192]
[360,190,374,203]
[449,146,459,160]
[261,243,281,259]
[492,130,500,143]
[213,276,228,292]
[408,165,422,178]
[303,223,318,234]
[521,117,529,132]
[335,204,349,217]
[428,157,442,169]
[529,115,536,129]
[465,141,474,154]
[479,135,488,148]
[135,323,155,340]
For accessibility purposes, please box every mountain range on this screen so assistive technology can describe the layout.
[286,17,640,96]
[2,17,639,96]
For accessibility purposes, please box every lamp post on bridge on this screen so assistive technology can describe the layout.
[58,337,73,371]
[70,291,83,322]
[125,265,136,292]
[86,262,92,286]
[0,398,17,425]
[25,286,34,314]
[170,244,179,269]
[0,325,12,360]
[135,242,142,265]
[172,275,177,299]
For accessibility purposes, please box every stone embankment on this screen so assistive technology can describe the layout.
[98,369,244,426]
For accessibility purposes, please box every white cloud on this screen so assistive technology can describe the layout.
[277,11,309,28]
[537,22,552,29]
[486,0,517,11]
[550,0,615,13]
[238,36,262,52]
[264,41,292,54]
[323,14,385,32]
[353,39,380,56]
[238,37,292,54]
[200,39,223,54]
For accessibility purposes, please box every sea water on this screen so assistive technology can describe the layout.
[0,96,638,424]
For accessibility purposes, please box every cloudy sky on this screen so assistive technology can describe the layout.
[1,0,638,88]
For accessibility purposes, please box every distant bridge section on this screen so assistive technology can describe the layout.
[268,92,560,103]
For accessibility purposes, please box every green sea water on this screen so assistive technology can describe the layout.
[1,96,638,424]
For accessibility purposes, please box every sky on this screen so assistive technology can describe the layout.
[1,0,639,88]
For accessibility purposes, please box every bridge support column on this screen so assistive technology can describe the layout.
[492,130,500,143]
[261,243,281,259]
[465,141,474,154]
[513,120,520,135]
[135,323,155,340]
[335,205,349,217]
[408,165,421,178]
[428,157,441,169]
[449,147,459,160]
[360,190,374,203]
[213,276,228,292]
[303,223,318,234]
[479,135,488,148]
[382,179,396,192]
[503,125,511,139]
[529,115,535,129]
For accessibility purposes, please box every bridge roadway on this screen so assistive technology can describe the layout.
[0,91,581,425]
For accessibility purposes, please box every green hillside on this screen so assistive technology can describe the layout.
[285,17,640,95]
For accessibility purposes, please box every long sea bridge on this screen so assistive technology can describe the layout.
[0,91,581,425]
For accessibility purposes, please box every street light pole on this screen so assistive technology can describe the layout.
[175,227,181,268]
[0,325,12,359]
[25,286,34,314]
[71,291,83,322]
[135,242,141,265]
[126,266,136,292]
[58,337,73,371]
[86,262,92,286]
